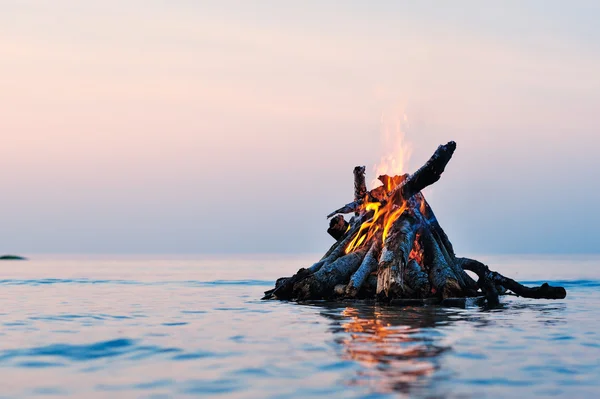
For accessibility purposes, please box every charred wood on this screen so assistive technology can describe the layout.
[353,166,367,204]
[327,215,349,240]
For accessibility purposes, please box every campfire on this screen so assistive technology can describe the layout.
[263,141,567,306]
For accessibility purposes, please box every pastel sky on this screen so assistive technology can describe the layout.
[1,1,599,254]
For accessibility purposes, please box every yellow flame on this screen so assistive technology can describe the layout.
[382,204,406,242]
[355,235,367,249]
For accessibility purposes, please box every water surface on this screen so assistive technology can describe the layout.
[0,254,598,398]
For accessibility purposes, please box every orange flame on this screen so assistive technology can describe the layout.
[372,110,412,189]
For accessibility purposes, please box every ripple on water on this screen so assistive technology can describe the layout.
[0,339,182,364]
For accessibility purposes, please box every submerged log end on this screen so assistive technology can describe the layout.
[529,283,567,299]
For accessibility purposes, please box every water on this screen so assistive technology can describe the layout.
[0,254,599,398]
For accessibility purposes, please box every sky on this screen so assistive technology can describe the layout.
[1,0,600,254]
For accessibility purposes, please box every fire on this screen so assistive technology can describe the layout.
[343,110,414,255]
[408,232,424,265]
[372,111,412,189]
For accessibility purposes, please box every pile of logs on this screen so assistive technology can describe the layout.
[263,142,567,306]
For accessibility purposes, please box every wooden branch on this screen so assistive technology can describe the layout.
[461,260,499,306]
[294,247,368,300]
[390,141,456,205]
[458,258,567,302]
[353,166,367,203]
[376,212,419,300]
[345,237,381,298]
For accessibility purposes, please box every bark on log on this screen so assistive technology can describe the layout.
[327,215,349,240]
[345,238,381,298]
[353,166,367,208]
[458,258,567,302]
[404,259,431,298]
[294,247,368,300]
[377,212,419,300]
[421,226,464,299]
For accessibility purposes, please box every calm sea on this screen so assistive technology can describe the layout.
[0,254,598,398]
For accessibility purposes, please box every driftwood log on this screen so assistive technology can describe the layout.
[263,141,567,306]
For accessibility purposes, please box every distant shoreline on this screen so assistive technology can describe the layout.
[0,255,27,260]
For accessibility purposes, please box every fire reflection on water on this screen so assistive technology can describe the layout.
[321,305,455,396]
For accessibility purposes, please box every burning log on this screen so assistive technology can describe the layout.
[376,211,418,300]
[264,141,567,306]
